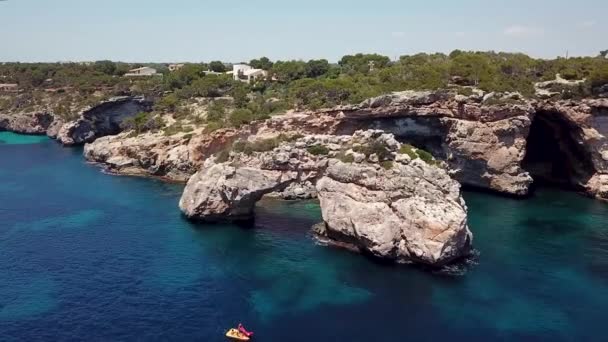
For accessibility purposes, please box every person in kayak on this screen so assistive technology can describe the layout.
[238,323,253,337]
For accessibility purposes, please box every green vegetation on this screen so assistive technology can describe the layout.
[399,144,437,165]
[121,112,163,134]
[214,149,231,163]
[337,152,355,163]
[399,144,418,160]
[1,50,607,133]
[416,149,436,165]
[306,144,330,156]
[380,160,394,170]
[354,140,392,161]
[230,134,300,155]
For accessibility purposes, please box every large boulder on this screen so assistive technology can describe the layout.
[315,159,472,266]
[179,163,298,222]
[84,131,195,181]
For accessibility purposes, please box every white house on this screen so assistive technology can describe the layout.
[124,67,160,77]
[232,64,268,83]
[168,64,185,72]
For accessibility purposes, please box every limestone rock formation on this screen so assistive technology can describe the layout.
[0,111,55,134]
[56,96,150,146]
[533,99,608,200]
[179,162,298,221]
[179,130,473,266]
[332,90,536,195]
[84,131,195,181]
[315,159,471,266]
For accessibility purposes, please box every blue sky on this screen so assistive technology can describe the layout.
[0,0,606,62]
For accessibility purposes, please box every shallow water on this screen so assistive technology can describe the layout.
[1,132,607,341]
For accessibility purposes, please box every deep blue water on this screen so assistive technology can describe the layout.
[1,132,608,342]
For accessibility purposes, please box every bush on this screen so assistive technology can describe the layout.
[380,160,394,170]
[354,140,392,160]
[307,144,330,156]
[417,149,436,165]
[457,87,474,96]
[204,121,224,133]
[337,152,355,163]
[155,93,179,111]
[215,149,230,163]
[249,138,280,153]
[231,136,294,156]
[120,111,162,134]
[399,144,419,160]
[228,108,254,127]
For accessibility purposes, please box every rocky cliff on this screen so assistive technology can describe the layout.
[56,96,151,146]
[0,111,55,135]
[82,90,608,201]
[179,130,473,266]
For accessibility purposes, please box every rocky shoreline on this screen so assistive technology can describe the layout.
[3,89,608,266]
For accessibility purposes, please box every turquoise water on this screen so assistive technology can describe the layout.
[1,132,607,341]
[0,132,49,145]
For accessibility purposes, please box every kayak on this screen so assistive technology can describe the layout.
[226,328,250,341]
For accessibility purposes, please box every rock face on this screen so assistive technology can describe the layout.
[0,111,55,134]
[80,89,608,201]
[316,159,471,266]
[179,162,298,221]
[533,99,608,200]
[56,96,150,146]
[84,131,195,181]
[179,130,473,266]
[331,91,536,196]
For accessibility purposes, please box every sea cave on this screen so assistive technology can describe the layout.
[522,110,595,190]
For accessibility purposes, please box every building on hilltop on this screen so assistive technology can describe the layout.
[0,83,18,92]
[124,67,160,77]
[232,64,268,83]
[168,64,185,72]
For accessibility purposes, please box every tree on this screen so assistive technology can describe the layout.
[339,53,391,74]
[163,64,206,90]
[249,57,273,70]
[94,60,117,75]
[600,50,608,58]
[271,60,308,82]
[209,61,227,73]
[305,59,330,78]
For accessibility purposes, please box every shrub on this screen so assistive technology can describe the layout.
[399,144,419,160]
[354,140,392,160]
[457,87,474,96]
[121,111,162,134]
[417,149,436,165]
[249,138,280,153]
[215,149,230,163]
[307,144,330,156]
[204,121,224,133]
[380,160,394,170]
[337,152,355,163]
[228,108,254,127]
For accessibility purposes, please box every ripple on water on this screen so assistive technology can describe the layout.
[0,275,57,321]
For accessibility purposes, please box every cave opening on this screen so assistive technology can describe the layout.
[522,111,595,190]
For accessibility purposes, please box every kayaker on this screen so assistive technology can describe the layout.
[238,323,253,337]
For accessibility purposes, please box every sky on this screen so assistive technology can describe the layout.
[0,0,606,63]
